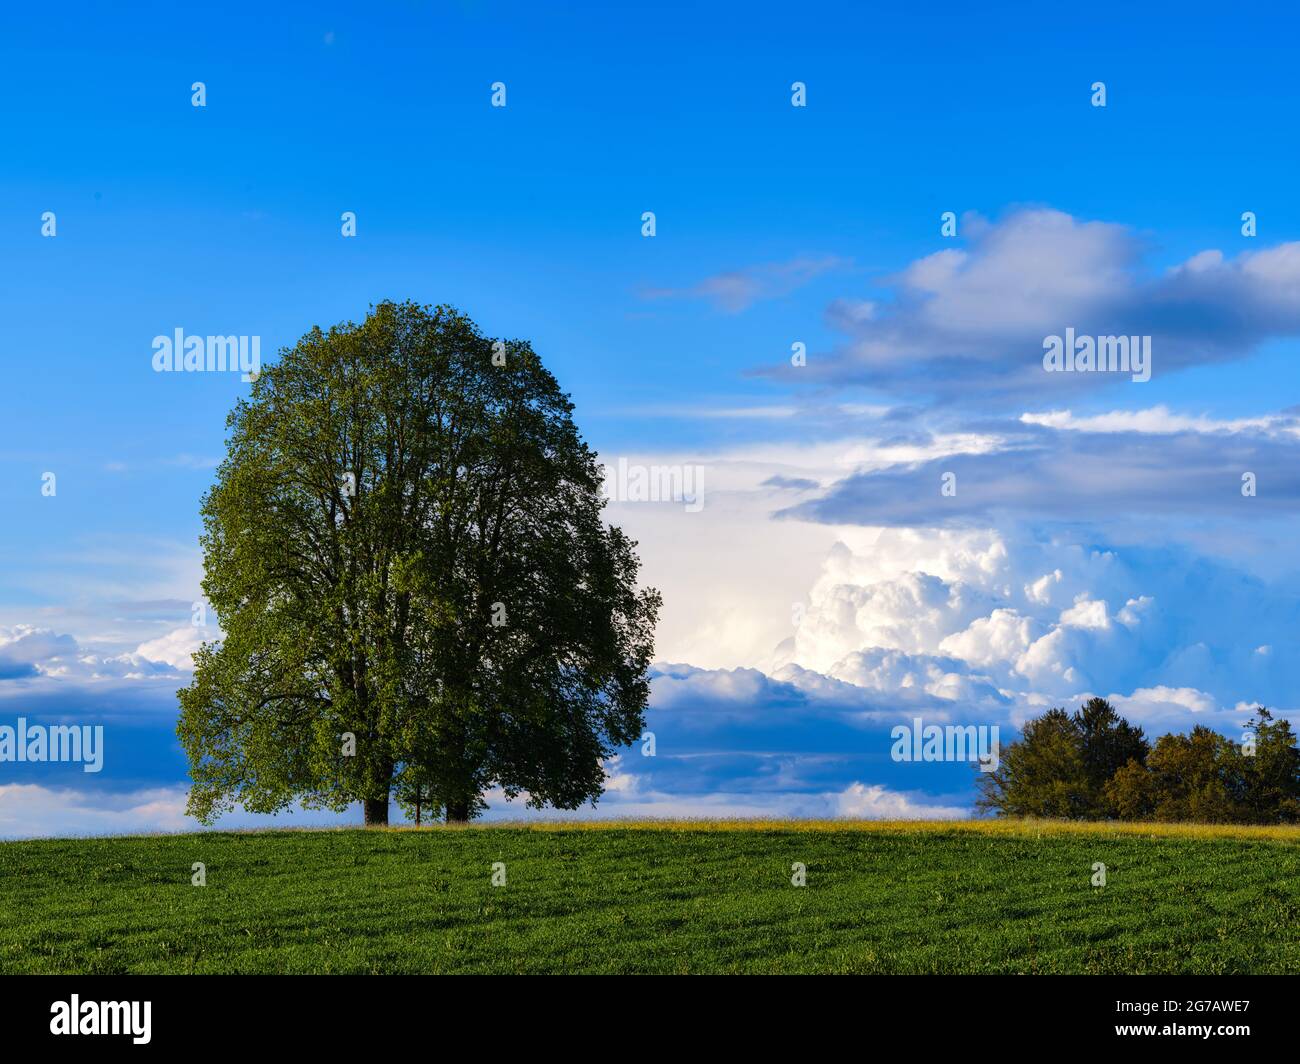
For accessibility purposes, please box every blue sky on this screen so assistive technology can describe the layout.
[3,1,1299,835]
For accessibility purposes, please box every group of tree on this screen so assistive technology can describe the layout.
[977,698,1300,823]
[177,302,660,826]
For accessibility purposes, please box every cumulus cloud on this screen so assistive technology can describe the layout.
[133,626,211,671]
[811,647,1008,709]
[1107,685,1222,726]
[832,782,967,819]
[0,626,76,679]
[0,623,214,682]
[772,527,1300,714]
[773,208,1300,401]
[939,608,1041,668]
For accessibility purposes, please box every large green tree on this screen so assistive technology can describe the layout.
[178,302,660,825]
[976,698,1148,819]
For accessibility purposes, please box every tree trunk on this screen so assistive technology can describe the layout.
[363,796,389,826]
[414,795,422,827]
[446,797,471,824]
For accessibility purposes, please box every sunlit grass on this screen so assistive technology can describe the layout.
[2,819,1296,973]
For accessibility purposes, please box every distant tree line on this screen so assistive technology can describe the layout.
[976,698,1300,823]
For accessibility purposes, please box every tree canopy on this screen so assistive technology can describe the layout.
[978,699,1299,823]
[178,301,660,825]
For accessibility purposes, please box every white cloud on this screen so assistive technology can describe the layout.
[1021,406,1294,437]
[0,620,216,684]
[1024,569,1063,605]
[1112,685,1217,717]
[939,609,1041,668]
[832,782,967,819]
[134,626,214,671]
[800,207,1300,400]
[1059,595,1111,631]
[0,625,77,677]
[0,784,191,839]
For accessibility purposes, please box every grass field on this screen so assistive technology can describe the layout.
[1,819,1297,974]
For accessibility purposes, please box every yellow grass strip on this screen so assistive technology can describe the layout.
[381,817,1300,843]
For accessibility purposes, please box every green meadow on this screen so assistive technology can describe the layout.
[1,820,1296,974]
